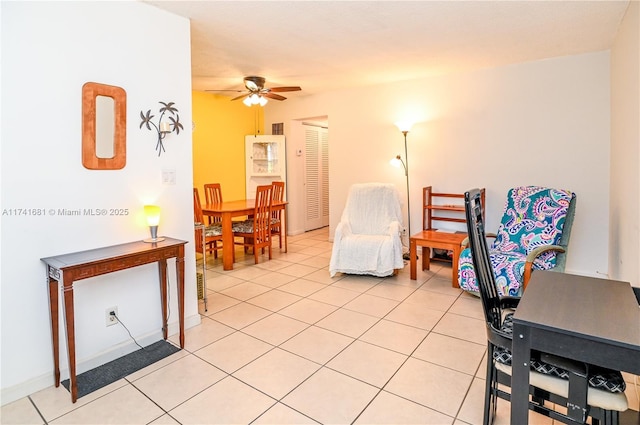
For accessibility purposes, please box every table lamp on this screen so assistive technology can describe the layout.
[143,205,165,242]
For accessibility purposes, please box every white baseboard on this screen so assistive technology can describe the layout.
[1,313,202,406]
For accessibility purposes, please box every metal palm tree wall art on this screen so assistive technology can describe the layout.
[139,102,183,156]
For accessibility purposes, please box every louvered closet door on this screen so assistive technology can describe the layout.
[304,125,329,231]
[320,128,329,227]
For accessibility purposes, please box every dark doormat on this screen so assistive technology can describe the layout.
[61,340,181,399]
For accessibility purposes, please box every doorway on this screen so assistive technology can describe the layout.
[303,122,329,231]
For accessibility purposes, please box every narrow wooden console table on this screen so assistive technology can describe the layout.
[41,237,187,403]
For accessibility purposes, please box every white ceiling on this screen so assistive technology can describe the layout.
[145,1,630,98]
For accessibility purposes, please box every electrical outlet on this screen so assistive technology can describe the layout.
[105,307,118,327]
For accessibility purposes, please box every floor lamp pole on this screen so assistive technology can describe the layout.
[393,122,413,260]
[402,130,411,260]
[402,131,410,238]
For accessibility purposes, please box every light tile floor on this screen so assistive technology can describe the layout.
[2,227,639,424]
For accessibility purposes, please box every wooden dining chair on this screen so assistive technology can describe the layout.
[232,185,273,264]
[270,181,285,249]
[193,188,224,259]
[203,183,223,225]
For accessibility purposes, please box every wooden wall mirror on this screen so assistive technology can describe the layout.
[82,82,126,170]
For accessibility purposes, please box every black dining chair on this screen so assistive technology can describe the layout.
[463,188,628,425]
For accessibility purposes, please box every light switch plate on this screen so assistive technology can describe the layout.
[162,169,176,185]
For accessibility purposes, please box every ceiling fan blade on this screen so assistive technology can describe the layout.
[269,86,301,93]
[263,92,287,101]
[231,93,250,101]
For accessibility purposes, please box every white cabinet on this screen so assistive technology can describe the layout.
[245,135,286,197]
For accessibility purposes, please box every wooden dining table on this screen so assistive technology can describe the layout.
[201,199,288,270]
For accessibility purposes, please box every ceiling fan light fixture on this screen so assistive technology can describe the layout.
[242,93,268,107]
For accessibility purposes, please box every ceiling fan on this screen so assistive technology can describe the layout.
[207,76,301,106]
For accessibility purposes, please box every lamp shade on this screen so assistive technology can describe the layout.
[395,121,413,133]
[144,205,161,226]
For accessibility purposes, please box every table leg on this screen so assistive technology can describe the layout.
[221,212,234,270]
[511,323,532,424]
[158,259,168,340]
[47,274,60,388]
[409,239,417,279]
[62,278,77,403]
[176,247,185,349]
[421,247,431,271]
[410,239,417,280]
[283,205,288,253]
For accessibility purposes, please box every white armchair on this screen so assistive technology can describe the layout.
[329,183,405,277]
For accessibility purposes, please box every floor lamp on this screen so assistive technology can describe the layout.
[391,122,413,260]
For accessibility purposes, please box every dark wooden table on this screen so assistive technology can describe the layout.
[511,271,640,424]
[41,237,187,403]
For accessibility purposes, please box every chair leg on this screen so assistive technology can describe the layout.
[567,365,589,423]
[603,409,618,425]
[484,346,497,425]
[254,242,260,264]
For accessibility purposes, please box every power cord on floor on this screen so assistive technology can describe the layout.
[110,311,143,350]
[108,262,174,350]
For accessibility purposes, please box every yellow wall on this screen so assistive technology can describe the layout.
[192,91,264,201]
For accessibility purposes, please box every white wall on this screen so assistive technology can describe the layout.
[267,51,611,278]
[610,1,640,287]
[0,1,198,403]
